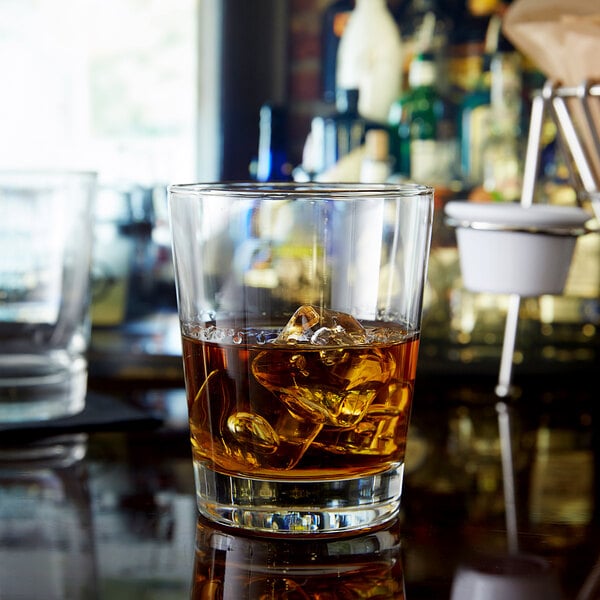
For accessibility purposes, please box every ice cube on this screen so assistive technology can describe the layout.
[275,305,369,345]
[191,369,321,471]
[313,382,412,457]
[252,346,396,428]
[226,408,322,470]
[227,412,280,454]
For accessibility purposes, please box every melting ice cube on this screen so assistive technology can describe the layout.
[251,306,395,428]
[275,305,369,345]
[252,346,395,428]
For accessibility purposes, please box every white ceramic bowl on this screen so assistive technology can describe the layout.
[444,202,591,296]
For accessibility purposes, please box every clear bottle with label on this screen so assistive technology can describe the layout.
[459,13,522,195]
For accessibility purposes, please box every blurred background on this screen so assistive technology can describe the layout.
[1,0,598,376]
[2,3,600,597]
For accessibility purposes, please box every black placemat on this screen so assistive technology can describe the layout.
[0,391,163,445]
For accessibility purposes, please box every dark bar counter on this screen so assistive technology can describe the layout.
[1,315,598,599]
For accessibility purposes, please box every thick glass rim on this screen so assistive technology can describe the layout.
[168,181,433,199]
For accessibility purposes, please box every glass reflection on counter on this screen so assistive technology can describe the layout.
[86,439,195,596]
[191,516,405,599]
[0,434,96,600]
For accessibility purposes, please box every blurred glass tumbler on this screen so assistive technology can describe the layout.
[0,171,96,422]
[168,182,433,534]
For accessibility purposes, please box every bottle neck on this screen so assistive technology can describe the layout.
[471,54,492,91]
[336,88,359,114]
[355,0,387,11]
[408,59,436,89]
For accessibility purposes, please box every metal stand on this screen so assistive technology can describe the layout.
[494,79,600,556]
[523,79,600,213]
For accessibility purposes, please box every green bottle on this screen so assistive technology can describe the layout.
[388,51,455,185]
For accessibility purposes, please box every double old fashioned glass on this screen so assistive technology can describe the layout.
[169,182,433,535]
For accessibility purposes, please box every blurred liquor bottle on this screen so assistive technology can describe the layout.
[394,0,454,94]
[456,5,526,199]
[360,128,392,183]
[387,50,459,348]
[321,0,354,105]
[480,33,523,202]
[309,88,374,177]
[458,27,493,190]
[448,0,501,103]
[256,103,292,182]
[388,51,457,186]
[336,0,403,124]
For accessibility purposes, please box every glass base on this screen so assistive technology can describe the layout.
[193,461,404,535]
[0,355,87,422]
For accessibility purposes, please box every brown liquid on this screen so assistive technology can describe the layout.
[182,326,419,480]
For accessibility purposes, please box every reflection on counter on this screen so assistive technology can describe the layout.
[191,516,405,599]
[0,435,95,600]
[86,431,196,597]
[451,553,562,600]
[0,376,599,598]
[0,429,196,599]
[402,378,600,598]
